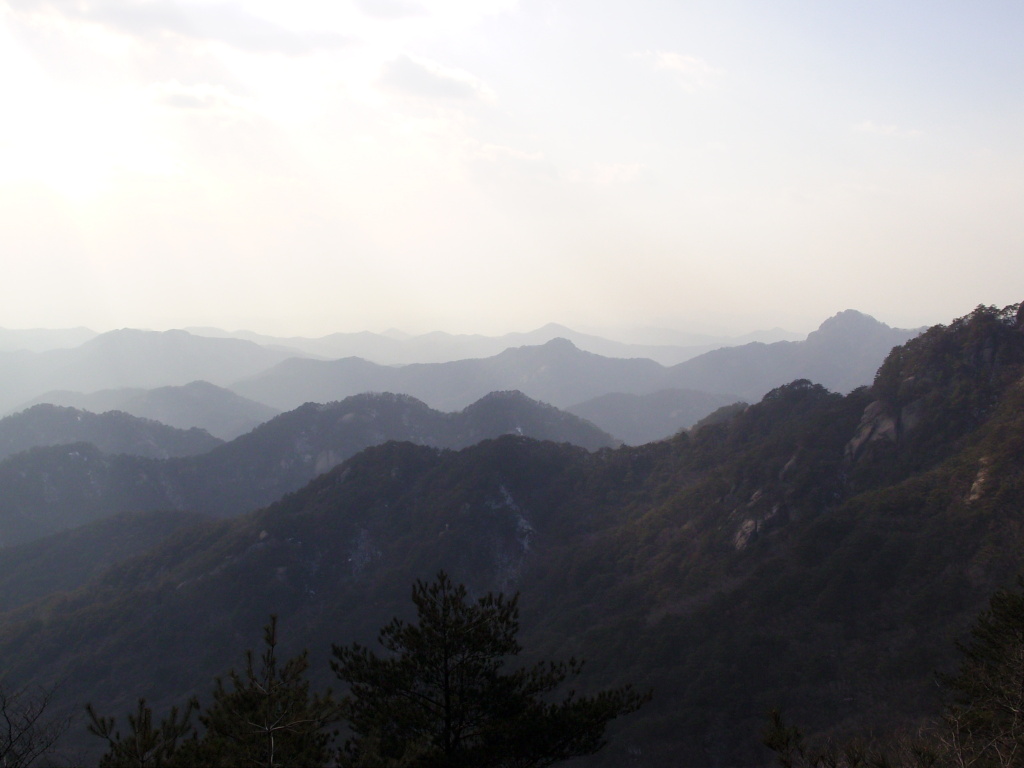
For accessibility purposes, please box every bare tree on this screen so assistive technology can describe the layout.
[0,678,70,768]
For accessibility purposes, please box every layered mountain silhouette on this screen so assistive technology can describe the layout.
[3,312,914,450]
[18,381,279,440]
[0,404,222,461]
[231,338,670,412]
[185,322,805,366]
[231,310,918,413]
[0,326,97,353]
[0,303,1013,766]
[0,391,615,546]
[0,329,301,414]
[667,308,922,399]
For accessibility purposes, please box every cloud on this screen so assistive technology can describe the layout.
[378,54,495,102]
[12,0,352,55]
[854,120,924,138]
[354,0,425,19]
[633,50,724,92]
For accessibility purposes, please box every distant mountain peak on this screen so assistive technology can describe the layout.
[473,390,532,403]
[496,337,582,361]
[815,309,889,334]
[541,337,578,350]
[805,310,896,346]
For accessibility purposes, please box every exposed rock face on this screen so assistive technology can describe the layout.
[731,489,786,550]
[844,396,929,464]
[845,400,897,463]
[968,456,992,504]
[847,302,1024,469]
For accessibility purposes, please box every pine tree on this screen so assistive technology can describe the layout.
[331,571,648,768]
[88,616,339,768]
[939,583,1024,768]
[189,615,340,768]
[86,697,197,768]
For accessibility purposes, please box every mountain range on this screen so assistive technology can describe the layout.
[0,329,299,415]
[2,311,917,449]
[17,381,279,441]
[184,322,806,366]
[230,310,918,413]
[0,390,615,547]
[0,302,1013,766]
[0,404,222,461]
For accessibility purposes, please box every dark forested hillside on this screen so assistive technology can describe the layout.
[0,509,208,612]
[0,391,615,546]
[0,303,1019,766]
[0,404,222,461]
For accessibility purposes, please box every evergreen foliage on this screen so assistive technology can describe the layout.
[86,697,198,768]
[938,583,1024,767]
[189,616,339,767]
[762,709,938,768]
[331,572,649,767]
[88,617,338,768]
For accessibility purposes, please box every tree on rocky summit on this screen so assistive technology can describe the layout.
[331,571,649,767]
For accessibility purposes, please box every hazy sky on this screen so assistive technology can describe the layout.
[1,0,1022,337]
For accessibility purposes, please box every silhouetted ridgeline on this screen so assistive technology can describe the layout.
[229,310,919,412]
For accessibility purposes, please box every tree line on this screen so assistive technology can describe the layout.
[82,571,648,768]
[10,573,1024,766]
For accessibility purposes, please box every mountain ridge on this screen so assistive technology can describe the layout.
[0,404,222,461]
[15,381,280,440]
[183,322,807,367]
[0,329,302,415]
[230,310,918,412]
[0,390,616,546]
[0,302,1009,765]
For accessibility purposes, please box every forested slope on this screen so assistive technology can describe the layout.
[0,303,1020,766]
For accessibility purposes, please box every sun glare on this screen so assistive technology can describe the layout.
[0,84,182,200]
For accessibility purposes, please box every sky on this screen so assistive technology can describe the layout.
[1,0,1022,337]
